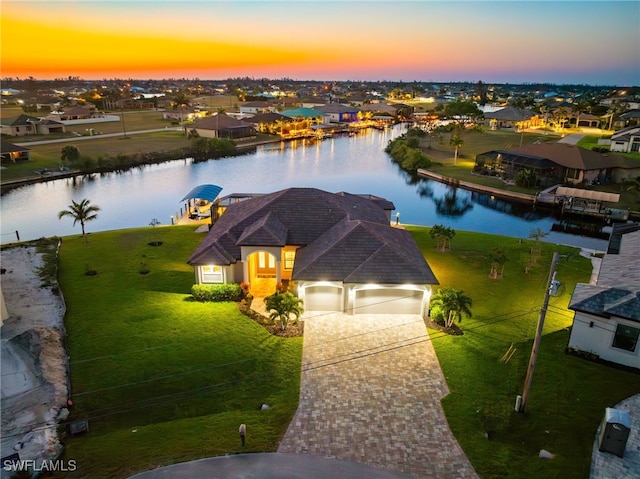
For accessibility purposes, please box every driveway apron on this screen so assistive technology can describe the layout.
[278,313,479,479]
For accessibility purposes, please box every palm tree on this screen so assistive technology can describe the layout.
[57,198,101,242]
[430,287,473,328]
[264,291,304,331]
[571,99,589,129]
[449,135,464,166]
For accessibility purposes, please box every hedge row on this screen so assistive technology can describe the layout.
[191,283,244,302]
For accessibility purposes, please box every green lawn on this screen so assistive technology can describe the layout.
[55,226,302,478]
[46,224,640,478]
[408,225,640,479]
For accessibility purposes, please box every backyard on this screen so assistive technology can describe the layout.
[36,223,640,478]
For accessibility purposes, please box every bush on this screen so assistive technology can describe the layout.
[191,283,243,302]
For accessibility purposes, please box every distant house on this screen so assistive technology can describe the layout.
[314,103,359,123]
[610,125,640,154]
[618,109,640,128]
[243,112,292,134]
[191,113,256,140]
[475,143,640,187]
[567,224,640,370]
[239,101,274,116]
[0,141,31,163]
[51,106,96,121]
[0,114,65,136]
[482,106,539,130]
[187,187,438,315]
[281,107,328,122]
[161,107,204,121]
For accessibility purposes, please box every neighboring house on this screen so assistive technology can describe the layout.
[187,188,439,315]
[482,106,539,130]
[358,103,401,116]
[314,103,359,123]
[49,106,96,121]
[243,112,292,134]
[239,101,275,116]
[609,125,640,153]
[618,109,640,128]
[161,107,204,121]
[475,143,640,187]
[280,107,329,123]
[0,114,65,136]
[567,224,640,370]
[1,141,31,163]
[191,113,256,140]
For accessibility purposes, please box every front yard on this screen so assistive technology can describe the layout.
[44,224,639,478]
[55,226,302,478]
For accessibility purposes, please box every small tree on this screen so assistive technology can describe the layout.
[490,246,508,279]
[264,292,304,331]
[61,145,80,167]
[429,224,456,252]
[57,198,100,243]
[528,228,548,265]
[430,287,473,328]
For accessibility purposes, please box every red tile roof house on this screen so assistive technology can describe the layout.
[188,188,439,315]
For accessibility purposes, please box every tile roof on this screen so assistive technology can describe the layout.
[192,114,254,130]
[504,143,637,170]
[483,106,536,121]
[293,220,438,284]
[569,229,640,322]
[188,188,437,285]
[0,114,40,126]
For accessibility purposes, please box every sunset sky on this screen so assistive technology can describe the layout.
[2,1,639,86]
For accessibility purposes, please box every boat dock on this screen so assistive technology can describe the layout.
[416,169,537,204]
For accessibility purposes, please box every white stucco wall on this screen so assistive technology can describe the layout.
[569,312,640,368]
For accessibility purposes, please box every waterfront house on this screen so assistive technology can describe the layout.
[191,113,256,140]
[314,103,359,123]
[475,143,640,187]
[567,224,640,370]
[187,188,438,315]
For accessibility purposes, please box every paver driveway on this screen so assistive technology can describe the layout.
[278,313,479,479]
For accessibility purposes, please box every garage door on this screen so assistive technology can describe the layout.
[304,285,343,311]
[354,289,423,314]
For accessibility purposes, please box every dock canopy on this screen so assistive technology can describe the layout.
[556,187,619,203]
[180,184,223,203]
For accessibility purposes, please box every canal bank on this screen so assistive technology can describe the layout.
[417,169,537,204]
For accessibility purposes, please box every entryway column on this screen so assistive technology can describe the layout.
[242,260,249,283]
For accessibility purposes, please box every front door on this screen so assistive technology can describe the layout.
[256,251,276,278]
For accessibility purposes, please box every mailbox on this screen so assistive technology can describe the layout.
[598,407,631,458]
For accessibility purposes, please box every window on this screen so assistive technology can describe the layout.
[612,323,640,352]
[202,265,223,283]
[284,250,296,270]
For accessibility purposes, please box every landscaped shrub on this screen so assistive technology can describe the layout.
[191,283,243,302]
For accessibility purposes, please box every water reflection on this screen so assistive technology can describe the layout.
[0,125,610,250]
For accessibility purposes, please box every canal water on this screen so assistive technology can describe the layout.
[1,125,611,250]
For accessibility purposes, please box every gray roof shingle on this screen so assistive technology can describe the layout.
[188,188,438,285]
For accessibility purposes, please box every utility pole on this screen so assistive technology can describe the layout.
[518,251,560,413]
